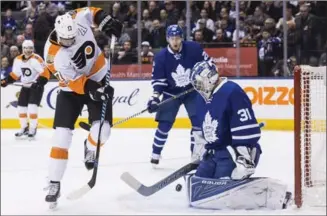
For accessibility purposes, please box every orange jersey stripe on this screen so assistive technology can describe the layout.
[87,133,104,147]
[9,72,19,81]
[88,53,105,78]
[29,114,38,119]
[46,44,61,73]
[19,113,27,118]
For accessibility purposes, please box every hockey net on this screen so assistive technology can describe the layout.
[294,65,326,208]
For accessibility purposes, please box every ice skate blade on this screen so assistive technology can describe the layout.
[151,163,159,169]
[28,137,36,141]
[15,136,28,140]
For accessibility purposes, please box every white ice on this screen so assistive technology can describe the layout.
[1,129,326,215]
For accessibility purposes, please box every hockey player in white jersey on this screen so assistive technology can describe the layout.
[1,40,50,140]
[42,7,122,207]
[185,61,292,210]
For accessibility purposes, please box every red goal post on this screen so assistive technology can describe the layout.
[294,65,326,208]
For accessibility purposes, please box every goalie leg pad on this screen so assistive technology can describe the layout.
[186,175,289,210]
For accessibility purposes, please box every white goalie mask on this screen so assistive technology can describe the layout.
[190,61,219,101]
[54,14,77,47]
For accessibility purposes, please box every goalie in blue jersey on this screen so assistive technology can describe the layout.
[185,61,292,210]
[147,25,210,166]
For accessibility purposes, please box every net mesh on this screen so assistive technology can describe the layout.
[300,65,326,207]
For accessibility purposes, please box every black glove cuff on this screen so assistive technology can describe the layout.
[84,79,102,93]
[37,76,48,86]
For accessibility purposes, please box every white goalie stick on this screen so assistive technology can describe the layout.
[121,122,265,197]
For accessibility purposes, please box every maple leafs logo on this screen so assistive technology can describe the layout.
[171,64,191,87]
[202,112,218,143]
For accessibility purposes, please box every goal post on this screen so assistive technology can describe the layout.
[294,65,326,208]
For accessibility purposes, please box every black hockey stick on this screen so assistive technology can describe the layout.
[121,160,199,196]
[67,36,116,200]
[78,87,195,132]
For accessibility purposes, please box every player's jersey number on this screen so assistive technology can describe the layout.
[237,108,252,122]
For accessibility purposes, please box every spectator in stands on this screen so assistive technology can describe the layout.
[125,3,137,27]
[253,6,269,26]
[160,9,168,28]
[193,30,205,45]
[114,40,137,64]
[212,28,232,47]
[229,2,237,20]
[2,9,17,31]
[164,1,180,26]
[148,1,160,20]
[232,20,246,43]
[8,45,20,66]
[276,7,294,30]
[1,36,10,58]
[263,18,278,37]
[3,24,17,47]
[142,9,152,30]
[33,3,58,56]
[111,2,124,22]
[16,35,25,52]
[23,9,38,26]
[194,19,213,43]
[295,4,318,64]
[1,56,12,79]
[177,19,187,40]
[103,45,110,59]
[149,19,166,49]
[202,1,215,20]
[141,41,154,64]
[217,19,232,39]
[258,31,282,76]
[24,24,34,40]
[263,1,282,23]
[196,9,215,32]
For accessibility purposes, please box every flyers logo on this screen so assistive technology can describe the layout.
[244,86,294,105]
[21,68,32,77]
[71,41,95,69]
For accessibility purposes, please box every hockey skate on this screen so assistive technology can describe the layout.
[15,126,29,140]
[84,140,95,170]
[44,181,61,209]
[27,127,37,141]
[150,153,161,168]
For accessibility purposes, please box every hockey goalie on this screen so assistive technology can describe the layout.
[186,60,292,210]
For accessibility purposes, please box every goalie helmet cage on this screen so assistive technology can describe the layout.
[294,65,326,208]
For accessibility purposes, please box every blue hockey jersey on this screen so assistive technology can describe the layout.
[151,41,209,95]
[196,78,261,150]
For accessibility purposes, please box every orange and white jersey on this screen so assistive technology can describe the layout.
[10,54,49,88]
[44,7,108,95]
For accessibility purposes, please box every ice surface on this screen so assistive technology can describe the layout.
[1,129,326,215]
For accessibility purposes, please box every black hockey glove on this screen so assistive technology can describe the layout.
[147,92,161,113]
[95,10,122,38]
[85,79,114,102]
[1,75,15,87]
[31,76,48,91]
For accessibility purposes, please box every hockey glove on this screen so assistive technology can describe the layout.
[31,76,48,91]
[85,79,114,102]
[96,11,122,38]
[227,145,256,180]
[147,92,161,113]
[1,79,8,87]
[89,85,114,102]
[1,75,15,87]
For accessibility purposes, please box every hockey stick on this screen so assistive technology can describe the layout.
[121,160,199,196]
[78,87,195,132]
[120,122,266,197]
[67,36,116,200]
